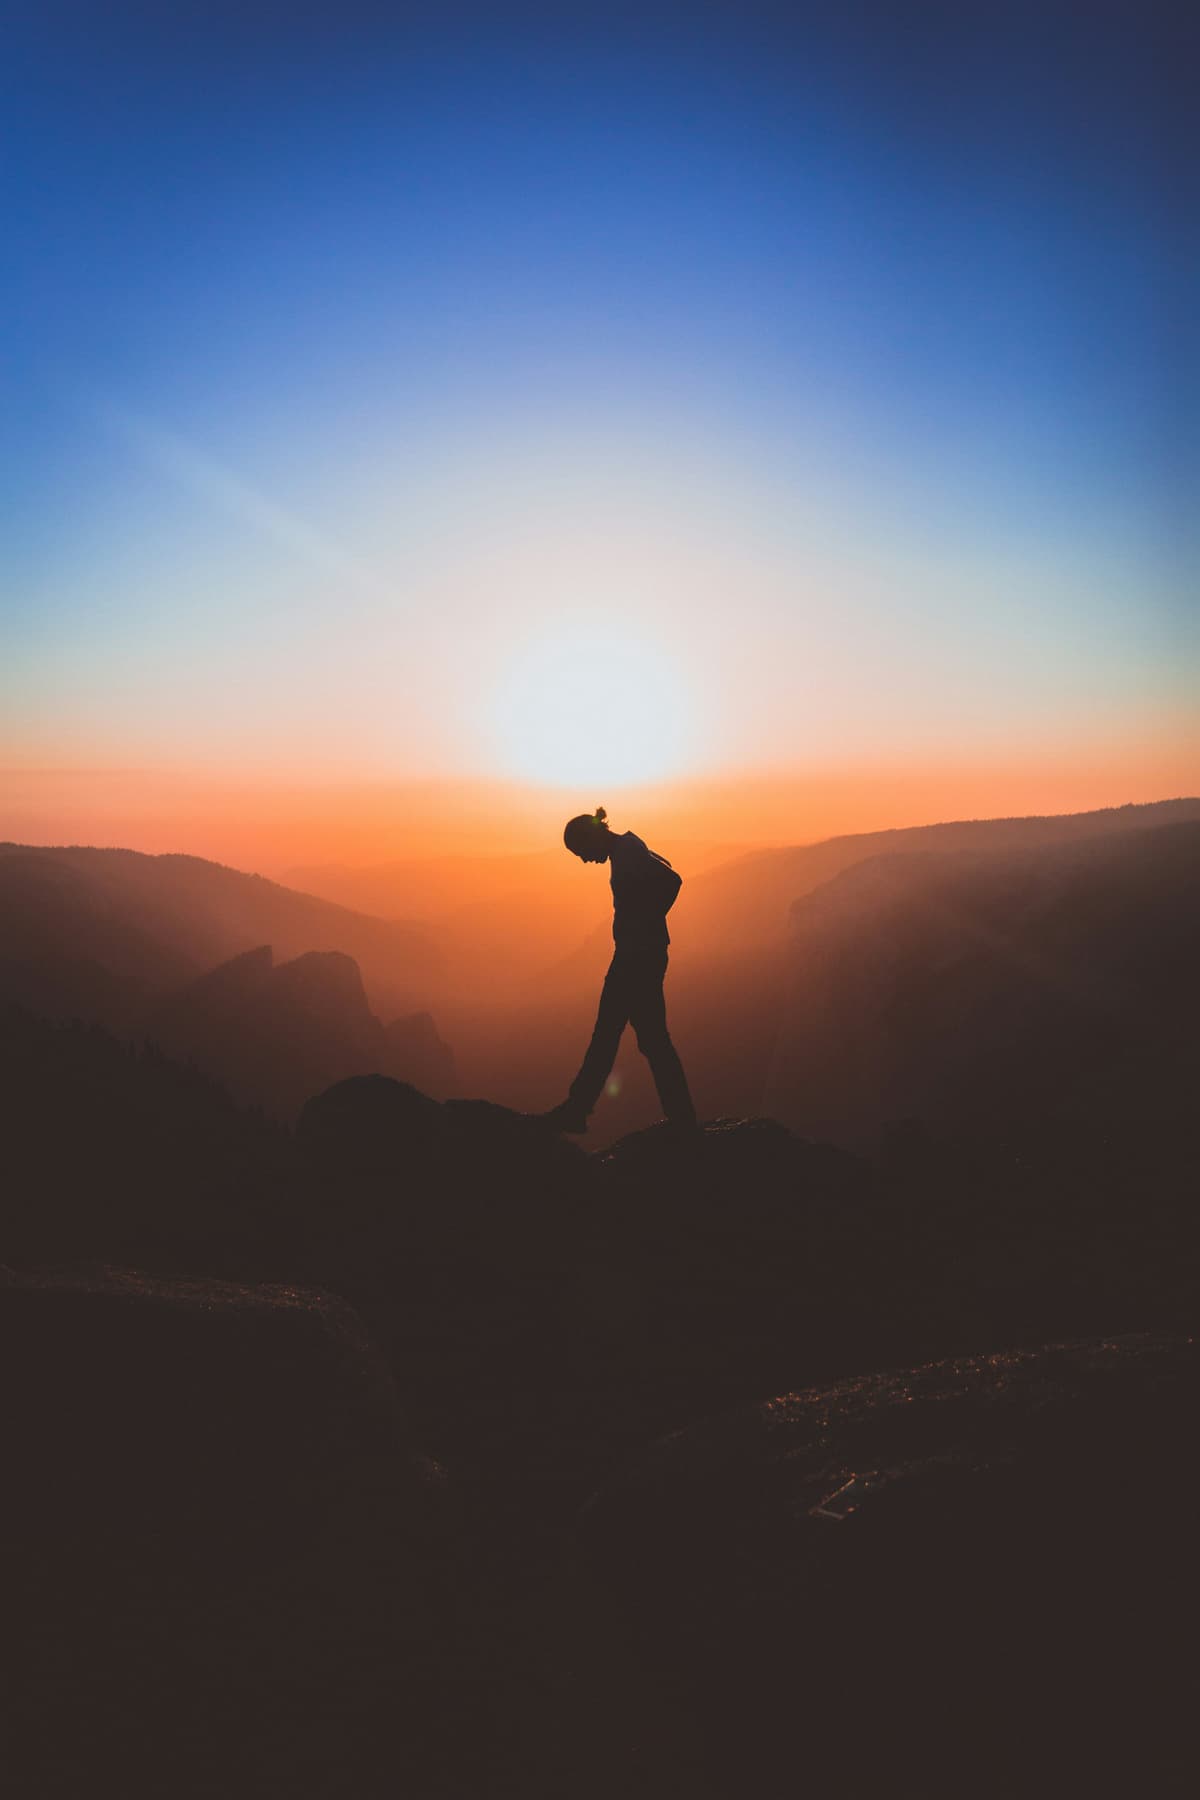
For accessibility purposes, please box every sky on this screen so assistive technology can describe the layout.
[3,1,1196,862]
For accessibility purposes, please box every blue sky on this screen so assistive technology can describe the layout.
[3,1,1195,791]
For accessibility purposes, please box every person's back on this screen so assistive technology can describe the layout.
[541,808,694,1135]
[607,830,683,951]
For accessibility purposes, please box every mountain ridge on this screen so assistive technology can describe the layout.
[677,796,1200,951]
[0,840,441,1020]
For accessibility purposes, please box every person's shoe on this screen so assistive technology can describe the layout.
[538,1102,590,1135]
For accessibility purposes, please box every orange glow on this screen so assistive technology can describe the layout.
[3,725,1196,879]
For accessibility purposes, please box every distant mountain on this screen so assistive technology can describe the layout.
[5,806,1196,1144]
[283,839,745,922]
[283,849,604,1003]
[284,840,749,1004]
[383,1010,457,1095]
[284,848,570,920]
[147,945,457,1119]
[679,798,1200,954]
[765,819,1200,1145]
[0,843,441,1024]
[512,800,1200,1142]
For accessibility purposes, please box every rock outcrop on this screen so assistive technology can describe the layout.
[0,1265,460,1797]
[0,840,439,1021]
[769,819,1200,1146]
[3,1026,1195,1799]
[149,946,457,1119]
[575,1333,1199,1798]
[3,807,1196,1797]
[384,1008,458,1095]
[1,1005,294,1267]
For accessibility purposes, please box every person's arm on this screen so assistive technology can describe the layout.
[612,840,680,923]
[653,856,682,914]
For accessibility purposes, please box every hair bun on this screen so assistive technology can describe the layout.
[594,806,607,823]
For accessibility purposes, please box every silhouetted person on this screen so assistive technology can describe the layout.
[542,807,697,1134]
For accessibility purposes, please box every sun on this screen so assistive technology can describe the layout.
[490,624,694,787]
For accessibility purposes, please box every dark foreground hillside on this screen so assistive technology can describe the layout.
[0,1267,464,1797]
[2,1017,1196,1796]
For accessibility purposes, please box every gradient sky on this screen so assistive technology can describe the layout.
[3,2,1196,829]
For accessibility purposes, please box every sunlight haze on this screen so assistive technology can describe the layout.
[4,3,1194,839]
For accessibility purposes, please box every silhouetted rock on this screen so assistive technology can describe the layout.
[297,1079,590,1293]
[384,1008,458,1094]
[0,1265,469,1797]
[3,1013,1196,1799]
[572,1117,884,1429]
[575,1333,1198,1798]
[680,796,1200,954]
[294,1079,599,1513]
[4,813,1197,1798]
[599,1113,861,1224]
[0,840,440,1023]
[298,1078,587,1209]
[298,1070,444,1174]
[177,938,275,1001]
[275,943,374,1011]
[1,1005,294,1270]
[441,1095,589,1204]
[769,820,1200,1146]
[149,946,457,1120]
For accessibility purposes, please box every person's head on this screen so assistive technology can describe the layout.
[563,805,611,863]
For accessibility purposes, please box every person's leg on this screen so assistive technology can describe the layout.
[628,951,697,1127]
[564,956,632,1118]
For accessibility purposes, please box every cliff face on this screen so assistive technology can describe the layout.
[767,820,1200,1144]
[6,808,1198,1146]
[0,843,463,1122]
[147,946,457,1119]
[0,841,439,1024]
[0,1266,455,1797]
[576,1333,1199,1798]
[676,796,1200,954]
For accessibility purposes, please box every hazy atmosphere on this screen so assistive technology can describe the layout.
[3,5,1197,1797]
[5,2,1195,830]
